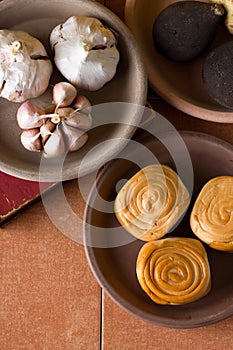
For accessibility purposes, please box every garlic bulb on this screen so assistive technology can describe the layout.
[17,82,92,158]
[0,30,53,102]
[50,16,120,91]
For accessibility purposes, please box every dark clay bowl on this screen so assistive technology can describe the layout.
[84,130,233,328]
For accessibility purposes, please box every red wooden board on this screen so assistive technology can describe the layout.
[0,171,55,225]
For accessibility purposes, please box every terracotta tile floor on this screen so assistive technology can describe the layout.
[1,195,101,350]
[1,1,233,349]
[102,292,233,350]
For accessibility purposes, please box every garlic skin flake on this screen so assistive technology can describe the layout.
[0,30,53,102]
[50,16,120,91]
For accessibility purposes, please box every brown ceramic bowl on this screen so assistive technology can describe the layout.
[125,0,233,123]
[0,0,147,181]
[84,131,233,328]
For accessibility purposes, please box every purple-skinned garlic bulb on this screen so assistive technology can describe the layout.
[16,82,92,158]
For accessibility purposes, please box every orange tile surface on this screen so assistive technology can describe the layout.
[102,292,233,350]
[1,1,233,350]
[1,179,101,350]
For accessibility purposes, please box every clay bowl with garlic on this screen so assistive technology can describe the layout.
[0,0,147,182]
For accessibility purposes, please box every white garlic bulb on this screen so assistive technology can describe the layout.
[0,29,53,102]
[50,16,120,91]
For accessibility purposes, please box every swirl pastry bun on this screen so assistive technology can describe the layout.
[136,237,211,305]
[114,164,190,241]
[190,176,233,252]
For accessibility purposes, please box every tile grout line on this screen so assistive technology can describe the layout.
[100,288,103,350]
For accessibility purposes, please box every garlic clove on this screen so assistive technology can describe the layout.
[68,132,88,152]
[43,124,66,158]
[17,101,47,129]
[20,129,42,152]
[65,111,92,130]
[62,122,88,152]
[53,81,77,107]
[71,95,92,115]
[40,120,56,143]
[50,16,120,91]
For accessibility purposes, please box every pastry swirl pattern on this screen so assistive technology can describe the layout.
[114,164,190,241]
[136,238,211,305]
[190,176,233,252]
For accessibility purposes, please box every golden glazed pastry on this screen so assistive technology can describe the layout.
[190,176,233,252]
[136,237,211,305]
[114,164,190,241]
